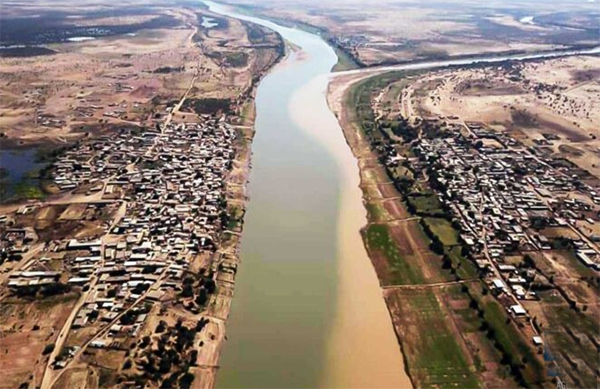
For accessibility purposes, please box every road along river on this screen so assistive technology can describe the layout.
[205,2,600,389]
[205,1,411,388]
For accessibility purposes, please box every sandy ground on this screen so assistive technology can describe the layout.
[0,6,279,148]
[406,55,600,176]
[222,0,598,65]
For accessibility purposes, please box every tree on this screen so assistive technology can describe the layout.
[42,344,55,355]
[140,336,151,348]
[120,310,137,325]
[158,358,172,374]
[195,288,208,306]
[204,278,216,294]
[156,320,167,333]
[180,283,194,298]
[441,255,453,269]
[179,373,195,389]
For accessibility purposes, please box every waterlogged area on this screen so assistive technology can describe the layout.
[0,148,46,201]
[205,1,410,388]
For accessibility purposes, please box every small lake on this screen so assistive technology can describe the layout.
[0,148,46,200]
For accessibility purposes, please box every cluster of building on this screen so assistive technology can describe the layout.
[412,126,600,313]
[3,117,237,349]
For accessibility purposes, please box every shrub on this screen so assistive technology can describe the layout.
[42,344,55,355]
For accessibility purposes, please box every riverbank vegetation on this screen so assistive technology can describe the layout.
[342,70,552,388]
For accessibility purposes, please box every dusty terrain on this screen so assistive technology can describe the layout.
[223,0,599,67]
[397,55,600,176]
[0,1,281,148]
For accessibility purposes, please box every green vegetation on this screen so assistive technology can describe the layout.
[224,52,249,68]
[183,98,232,115]
[364,224,424,285]
[347,69,548,388]
[42,343,55,355]
[445,246,479,280]
[152,66,184,74]
[331,44,361,72]
[407,193,444,216]
[222,205,244,231]
[423,217,459,246]
[403,289,481,389]
[345,70,423,137]
[535,290,599,388]
[482,301,544,386]
[243,21,269,44]
[365,202,385,222]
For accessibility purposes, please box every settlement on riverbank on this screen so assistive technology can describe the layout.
[0,5,284,388]
[328,53,600,389]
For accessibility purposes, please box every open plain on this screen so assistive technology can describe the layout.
[222,0,599,68]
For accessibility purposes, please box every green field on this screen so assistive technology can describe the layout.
[479,299,545,386]
[365,202,385,222]
[423,217,459,246]
[407,193,444,216]
[364,224,425,285]
[331,45,361,72]
[445,246,479,280]
[536,290,599,388]
[395,288,482,389]
[14,182,46,200]
[224,52,249,67]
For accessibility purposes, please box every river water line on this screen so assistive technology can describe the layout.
[205,1,411,388]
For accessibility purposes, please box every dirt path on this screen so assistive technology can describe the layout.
[382,278,479,290]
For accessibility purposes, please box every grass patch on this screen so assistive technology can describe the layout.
[407,193,444,216]
[331,45,361,72]
[226,206,244,231]
[423,217,459,246]
[365,202,385,222]
[364,224,424,285]
[396,289,482,389]
[224,52,249,67]
[14,182,45,200]
[537,290,599,388]
[446,246,479,280]
[481,300,545,386]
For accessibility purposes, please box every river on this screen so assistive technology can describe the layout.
[203,2,600,388]
[204,1,411,388]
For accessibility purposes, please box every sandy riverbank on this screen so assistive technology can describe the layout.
[326,73,416,388]
[291,71,412,388]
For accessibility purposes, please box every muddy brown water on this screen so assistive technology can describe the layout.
[205,1,411,388]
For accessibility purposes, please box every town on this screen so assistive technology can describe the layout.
[339,60,600,388]
[1,116,241,388]
[412,123,600,309]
